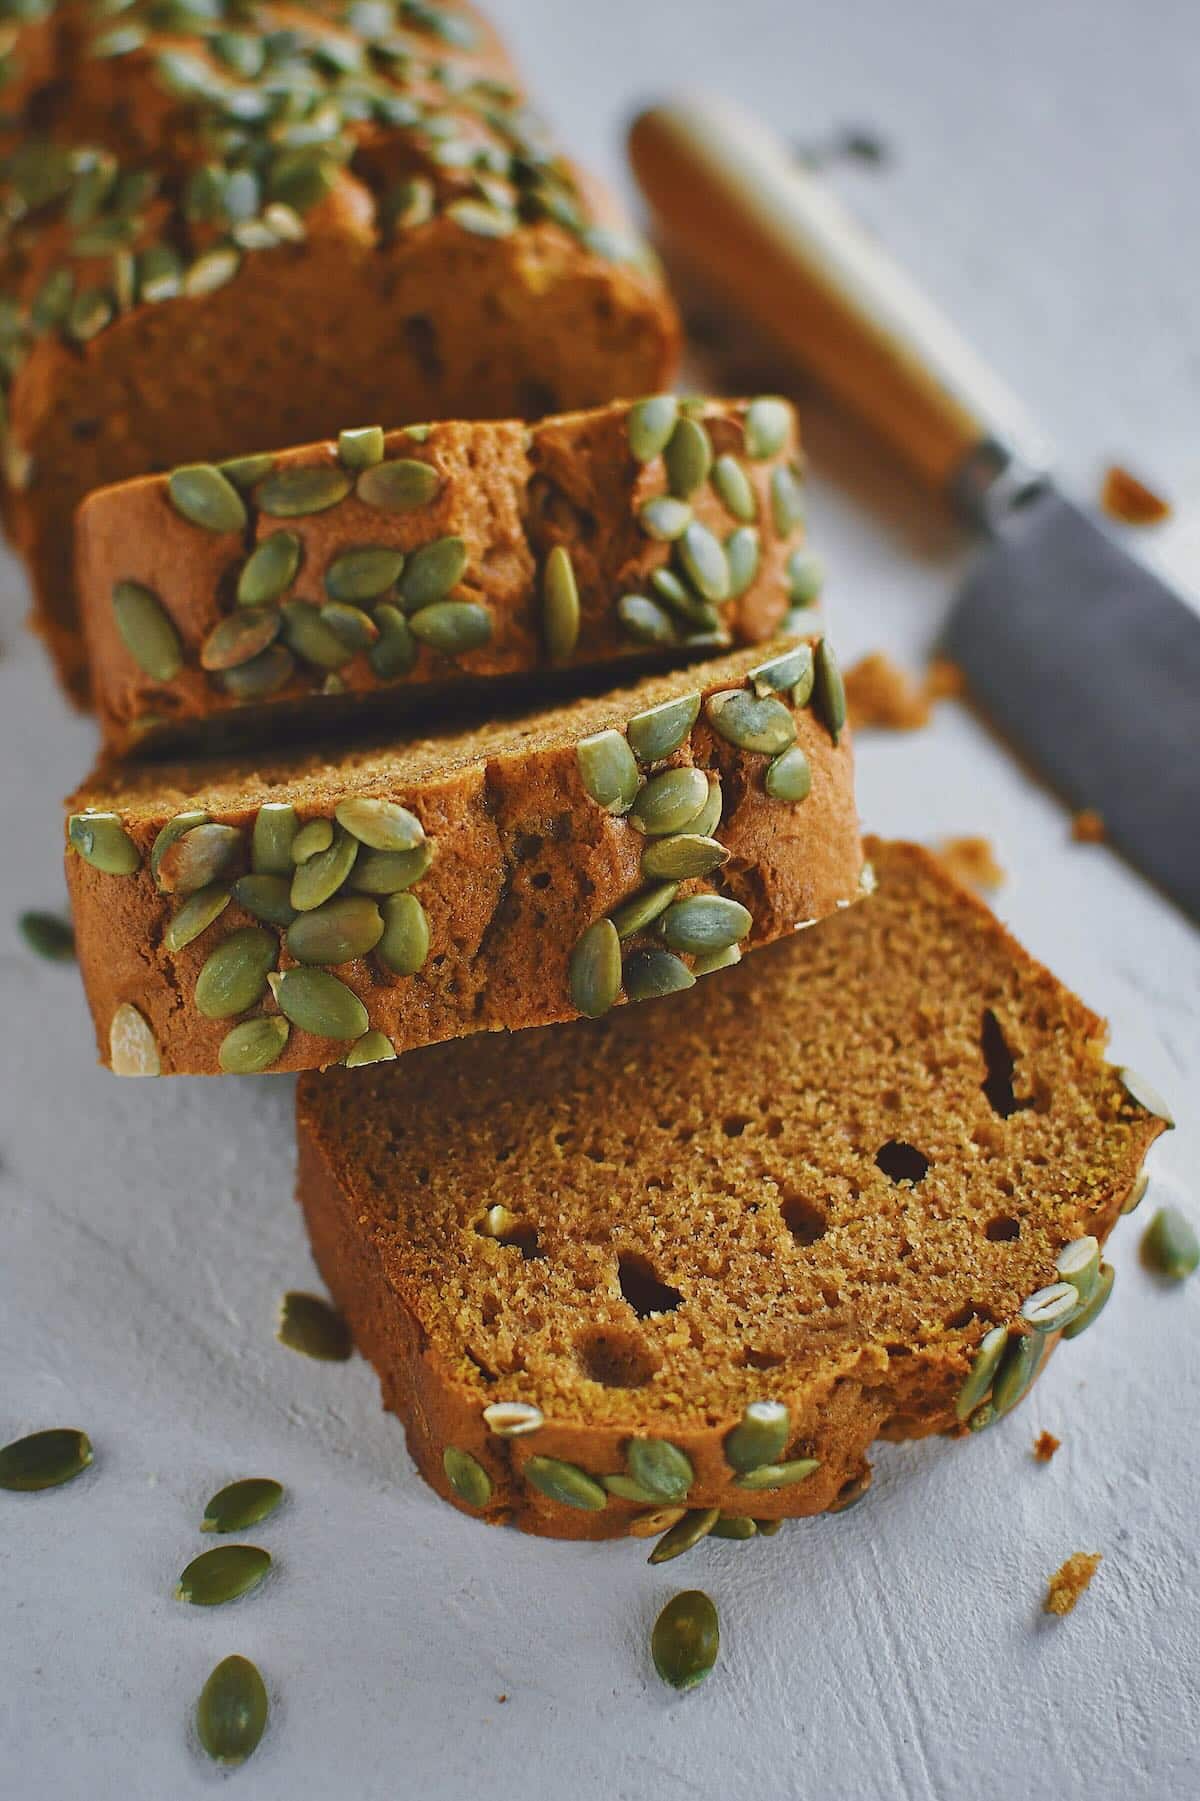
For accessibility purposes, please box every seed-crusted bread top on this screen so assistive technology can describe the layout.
[295,840,1165,1542]
[65,639,862,1076]
[0,0,678,698]
[76,395,818,755]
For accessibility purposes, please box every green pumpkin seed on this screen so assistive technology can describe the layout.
[705,688,797,755]
[790,652,817,709]
[443,1447,492,1508]
[280,600,355,671]
[626,1438,694,1502]
[292,819,334,863]
[482,1402,544,1437]
[787,548,824,604]
[202,1478,284,1534]
[409,600,492,654]
[195,927,277,1019]
[712,1515,759,1540]
[692,943,742,977]
[543,544,580,664]
[68,811,140,875]
[234,874,297,928]
[397,536,468,612]
[338,425,385,471]
[218,1016,290,1074]
[369,605,418,680]
[257,464,352,517]
[1122,1171,1150,1216]
[19,911,75,961]
[724,1401,790,1473]
[629,766,710,836]
[644,573,720,630]
[251,804,298,875]
[624,947,696,1002]
[661,895,751,957]
[1055,1237,1101,1307]
[744,396,791,459]
[608,883,679,939]
[628,394,679,463]
[524,1456,607,1511]
[317,603,377,653]
[1142,1207,1199,1280]
[156,823,243,896]
[569,918,622,1017]
[750,644,812,697]
[290,829,358,911]
[1061,1263,1115,1339]
[967,1402,996,1433]
[220,454,275,492]
[112,580,183,680]
[641,834,729,881]
[576,729,640,814]
[618,593,677,645]
[165,883,231,952]
[639,495,692,541]
[286,896,383,966]
[677,521,730,602]
[167,463,246,533]
[176,1544,270,1606]
[1117,1067,1175,1127]
[765,747,812,802]
[200,607,280,672]
[335,798,424,853]
[604,1474,663,1503]
[357,458,440,512]
[626,692,700,764]
[649,1507,720,1564]
[238,532,301,606]
[813,638,847,742]
[725,526,761,598]
[324,546,405,602]
[109,1003,160,1077]
[0,1428,92,1492]
[277,1290,353,1360]
[954,1324,1008,1422]
[378,893,430,975]
[652,1589,719,1692]
[267,968,368,1040]
[220,644,296,700]
[349,843,435,894]
[689,780,724,840]
[770,461,806,535]
[734,1457,820,1490]
[664,417,713,498]
[991,1332,1044,1415]
[196,1655,268,1768]
[1021,1282,1081,1332]
[711,454,757,521]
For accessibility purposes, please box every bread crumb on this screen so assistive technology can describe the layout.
[497,1694,508,1704]
[1033,1431,1061,1463]
[935,836,1006,891]
[845,652,931,731]
[1044,1552,1102,1616]
[1072,809,1106,844]
[1100,464,1171,526]
[923,656,966,702]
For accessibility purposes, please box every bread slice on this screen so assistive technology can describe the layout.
[65,640,862,1077]
[76,397,815,756]
[295,841,1165,1542]
[0,2,677,701]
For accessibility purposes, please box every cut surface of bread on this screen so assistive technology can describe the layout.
[295,841,1164,1541]
[65,640,861,1076]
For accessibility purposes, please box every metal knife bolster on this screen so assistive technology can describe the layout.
[948,438,1053,535]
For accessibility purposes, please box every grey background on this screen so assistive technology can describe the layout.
[2,2,1198,1796]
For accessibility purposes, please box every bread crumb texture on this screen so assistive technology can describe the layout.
[295,840,1161,1540]
[1044,1552,1102,1615]
[936,836,1005,892]
[845,652,932,731]
[1072,809,1107,844]
[1033,1430,1061,1462]
[1100,465,1171,526]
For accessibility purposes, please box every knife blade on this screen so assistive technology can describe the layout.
[629,97,1200,919]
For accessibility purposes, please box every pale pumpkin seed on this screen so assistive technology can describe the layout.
[1122,1171,1150,1216]
[626,1438,694,1502]
[286,896,383,965]
[349,843,435,894]
[705,688,796,755]
[443,1447,492,1508]
[234,874,296,928]
[576,729,640,814]
[677,521,730,602]
[251,803,298,874]
[398,536,468,611]
[68,811,140,875]
[378,893,430,975]
[744,397,791,459]
[629,766,710,837]
[813,638,847,742]
[409,600,492,654]
[290,829,359,911]
[168,463,246,533]
[608,883,679,939]
[626,692,700,764]
[220,644,296,700]
[790,651,816,708]
[195,928,277,1019]
[787,548,824,604]
[200,607,280,672]
[770,461,806,534]
[238,532,301,606]
[292,819,334,863]
[268,968,367,1040]
[618,593,677,645]
[277,1291,353,1360]
[483,1402,544,1437]
[112,580,183,680]
[641,834,729,881]
[765,747,812,803]
[543,544,580,664]
[725,526,761,597]
[219,1015,290,1074]
[954,1324,1008,1422]
[623,947,695,1002]
[343,1029,396,1067]
[18,911,75,961]
[202,1478,284,1534]
[156,822,243,895]
[750,644,812,696]
[324,546,405,602]
[692,943,742,976]
[1061,1264,1115,1339]
[357,458,439,512]
[724,1401,790,1473]
[734,1457,820,1490]
[991,1332,1044,1415]
[109,1003,160,1077]
[281,600,355,670]
[220,454,275,492]
[1056,1236,1101,1306]
[639,495,692,541]
[165,883,231,952]
[0,1428,92,1492]
[524,1455,606,1511]
[1117,1067,1175,1127]
[711,454,756,521]
[257,464,352,517]
[176,1544,270,1606]
[196,1655,268,1768]
[335,798,424,852]
[664,416,713,498]
[1020,1282,1081,1332]
[628,394,679,463]
[710,1516,758,1540]
[652,1589,719,1691]
[648,1507,720,1564]
[369,605,418,680]
[569,918,622,1017]
[337,425,385,471]
[1142,1207,1199,1281]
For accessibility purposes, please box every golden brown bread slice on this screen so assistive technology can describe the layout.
[294,840,1166,1544]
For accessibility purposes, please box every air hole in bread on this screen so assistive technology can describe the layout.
[71,417,101,442]
[575,1327,658,1388]
[403,314,442,381]
[875,1140,930,1184]
[980,1009,1034,1118]
[465,1349,497,1384]
[723,1114,751,1138]
[474,1214,543,1260]
[519,380,559,418]
[745,1347,784,1370]
[781,1193,828,1246]
[985,1214,1020,1243]
[617,1253,683,1320]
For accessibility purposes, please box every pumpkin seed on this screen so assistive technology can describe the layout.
[337,425,385,470]
[378,892,430,975]
[576,729,640,814]
[251,803,298,874]
[677,521,730,602]
[744,397,791,459]
[18,911,75,961]
[765,747,812,802]
[238,532,301,605]
[196,1655,268,1767]
[1055,1236,1101,1306]
[176,1544,270,1606]
[649,1507,720,1564]
[185,247,240,297]
[1020,1282,1081,1332]
[624,947,695,1002]
[335,798,424,853]
[369,605,418,680]
[280,600,355,671]
[770,461,806,535]
[397,536,468,611]
[200,607,280,671]
[151,813,209,889]
[689,780,724,840]
[277,1290,352,1359]
[0,1428,92,1492]
[954,1324,1008,1422]
[787,548,824,604]
[628,394,679,463]
[813,639,847,742]
[652,1590,719,1691]
[967,1402,996,1434]
[443,1447,492,1508]
[618,593,677,644]
[220,454,275,492]
[112,580,183,680]
[318,603,376,653]
[626,1438,694,1502]
[790,658,817,710]
[630,1506,687,1539]
[109,1003,160,1077]
[1117,1067,1175,1127]
[705,688,796,755]
[157,822,243,895]
[645,573,719,631]
[409,600,492,654]
[292,819,334,863]
[336,1029,393,1069]
[607,883,678,939]
[268,968,368,1040]
[659,894,751,956]
[257,464,352,517]
[734,1457,820,1490]
[641,834,729,881]
[664,416,713,497]
[234,874,297,928]
[604,1474,664,1503]
[629,766,710,836]
[692,943,742,976]
[68,811,140,875]
[286,896,383,965]
[477,1205,519,1241]
[750,644,812,696]
[218,1016,290,1074]
[725,526,761,598]
[483,1402,544,1437]
[626,692,700,764]
[524,1456,606,1511]
[220,644,296,700]
[1061,1263,1115,1339]
[202,1478,284,1534]
[357,458,439,512]
[167,463,246,533]
[710,1516,758,1540]
[1142,1207,1199,1281]
[991,1332,1043,1415]
[569,918,622,1016]
[1122,1171,1150,1216]
[639,495,692,541]
[195,927,277,1019]
[711,454,756,521]
[290,829,359,911]
[349,843,435,894]
[724,1400,790,1473]
[165,883,231,952]
[324,546,405,602]
[543,544,580,663]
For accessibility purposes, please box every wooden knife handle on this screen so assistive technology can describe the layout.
[630,97,1051,513]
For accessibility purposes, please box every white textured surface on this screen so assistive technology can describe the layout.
[2,3,1198,1796]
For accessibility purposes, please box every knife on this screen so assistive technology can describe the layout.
[629,97,1200,921]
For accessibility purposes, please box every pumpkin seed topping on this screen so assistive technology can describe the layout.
[196,1656,268,1768]
[201,607,280,672]
[770,461,806,535]
[787,548,824,604]
[618,593,677,645]
[765,747,812,803]
[661,895,751,956]
[150,811,208,887]
[369,605,418,680]
[341,1029,395,1068]
[219,1015,290,1074]
[234,876,295,934]
[324,546,405,602]
[1020,1282,1082,1332]
[292,819,334,863]
[744,397,792,459]
[711,1515,758,1540]
[176,1544,270,1607]
[1061,1263,1115,1338]
[268,968,368,1040]
[357,458,440,512]
[524,1456,607,1511]
[603,1474,664,1504]
[641,834,729,881]
[813,638,847,742]
[409,600,492,654]
[18,911,75,961]
[220,455,275,492]
[202,1478,284,1535]
[608,883,679,939]
[639,495,692,541]
[629,766,710,837]
[626,1438,694,1502]
[1056,1236,1101,1305]
[628,394,679,463]
[280,600,356,671]
[629,1506,687,1539]
[1142,1207,1199,1281]
[238,532,301,606]
[664,416,713,498]
[569,918,622,1017]
[195,927,277,1019]
[705,688,797,755]
[349,842,435,894]
[1117,1067,1175,1127]
[543,544,580,664]
[286,896,383,966]
[724,1401,790,1473]
[711,454,756,521]
[257,464,352,517]
[398,536,468,612]
[168,463,246,534]
[624,947,696,1002]
[689,780,724,840]
[252,803,298,874]
[221,644,296,700]
[0,1428,92,1492]
[734,1457,820,1490]
[954,1324,1008,1422]
[577,729,640,814]
[338,425,385,471]
[156,822,243,896]
[677,520,731,602]
[277,1291,353,1361]
[335,798,424,853]
[165,883,231,952]
[626,692,700,764]
[1122,1171,1150,1216]
[648,1507,720,1565]
[725,525,761,598]
[750,644,812,697]
[109,1003,160,1077]
[483,1402,544,1438]
[290,828,359,911]
[991,1332,1044,1414]
[378,892,431,976]
[790,654,816,709]
[443,1447,492,1508]
[692,943,742,977]
[652,1589,719,1691]
[68,811,140,875]
[112,580,183,680]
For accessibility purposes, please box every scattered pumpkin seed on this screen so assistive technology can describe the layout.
[991,1332,1043,1415]
[369,605,418,680]
[483,1402,544,1437]
[569,918,622,1016]
[813,638,847,742]
[268,968,368,1040]
[68,811,140,875]
[324,546,405,603]
[220,644,296,700]
[218,1015,290,1074]
[357,458,439,512]
[196,1655,268,1767]
[18,911,74,960]
[290,829,359,911]
[649,1507,720,1564]
[281,599,356,671]
[286,896,383,966]
[292,819,334,863]
[165,884,231,952]
[1061,1263,1115,1339]
[543,544,580,664]
[335,798,424,853]
[234,874,297,928]
[276,1291,353,1360]
[787,548,824,604]
[251,804,298,874]
[168,463,246,533]
[577,729,640,814]
[659,894,751,955]
[109,1003,160,1077]
[409,600,492,654]
[349,842,435,894]
[724,1401,790,1473]
[257,464,352,517]
[157,822,243,896]
[705,688,796,755]
[664,416,713,498]
[1056,1237,1101,1306]
[639,495,692,541]
[1142,1207,1199,1281]
[744,397,791,459]
[677,520,730,602]
[626,1438,694,1502]
[378,892,430,975]
[770,461,806,534]
[337,425,385,471]
[750,644,812,697]
[765,747,812,803]
[623,947,696,1002]
[524,1456,606,1511]
[617,593,677,644]
[0,1428,92,1492]
[195,927,277,1019]
[711,454,756,521]
[1122,1171,1150,1216]
[1117,1067,1175,1127]
[1021,1282,1082,1332]
[652,1590,719,1691]
[220,454,275,492]
[238,532,301,606]
[398,536,468,612]
[692,943,742,976]
[626,693,701,764]
[443,1447,492,1508]
[176,1544,270,1607]
[630,766,710,836]
[734,1457,820,1490]
[202,1478,284,1534]
[710,1516,758,1540]
[112,579,183,680]
[725,525,761,597]
[628,394,679,462]
[200,606,281,672]
[641,834,729,881]
[954,1325,1008,1422]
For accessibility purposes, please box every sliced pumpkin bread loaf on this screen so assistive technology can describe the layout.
[0,0,678,700]
[65,639,861,1077]
[77,395,817,755]
[295,840,1167,1544]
